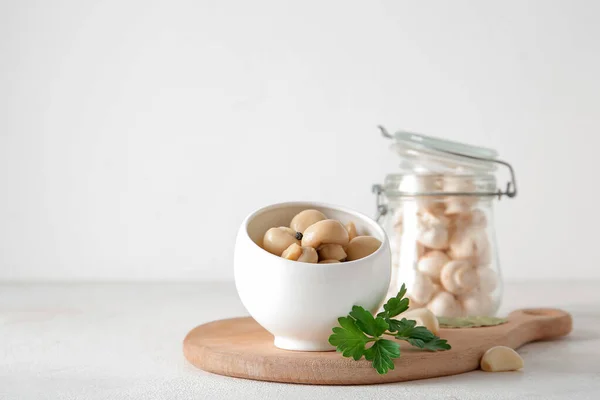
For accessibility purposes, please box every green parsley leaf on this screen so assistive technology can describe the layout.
[364,339,401,375]
[376,284,409,319]
[406,338,425,348]
[376,297,409,320]
[349,306,389,337]
[421,338,451,351]
[328,317,371,360]
[404,326,436,342]
[388,317,416,336]
[328,284,451,375]
[406,336,450,351]
[396,283,407,300]
[391,319,436,342]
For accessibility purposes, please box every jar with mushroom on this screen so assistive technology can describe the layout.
[373,128,517,317]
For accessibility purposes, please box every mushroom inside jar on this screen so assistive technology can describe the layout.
[394,196,499,317]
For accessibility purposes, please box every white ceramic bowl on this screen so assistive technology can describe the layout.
[234,202,391,351]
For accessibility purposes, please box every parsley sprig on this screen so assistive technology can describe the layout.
[328,284,451,374]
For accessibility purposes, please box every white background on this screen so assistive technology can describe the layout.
[1,0,598,282]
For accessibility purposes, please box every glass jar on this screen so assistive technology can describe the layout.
[373,128,517,317]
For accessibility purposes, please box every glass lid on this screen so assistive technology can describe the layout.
[375,126,518,200]
[381,127,499,175]
[392,130,498,160]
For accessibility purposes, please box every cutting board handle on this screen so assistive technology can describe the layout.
[506,308,572,348]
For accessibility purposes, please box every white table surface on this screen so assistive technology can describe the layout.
[1,281,599,400]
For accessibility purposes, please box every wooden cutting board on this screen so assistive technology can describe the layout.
[183,308,572,385]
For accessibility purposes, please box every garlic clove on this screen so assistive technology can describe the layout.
[317,244,347,261]
[417,250,450,283]
[263,227,301,256]
[345,236,382,261]
[297,246,318,263]
[426,291,463,317]
[345,221,358,242]
[281,243,318,263]
[281,243,303,260]
[480,346,524,372]
[290,209,327,233]
[302,219,349,248]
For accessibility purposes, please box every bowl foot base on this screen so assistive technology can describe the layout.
[274,336,335,352]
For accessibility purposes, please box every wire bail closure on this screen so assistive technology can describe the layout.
[373,126,518,221]
[372,184,388,222]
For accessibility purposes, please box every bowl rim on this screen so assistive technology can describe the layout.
[241,201,389,267]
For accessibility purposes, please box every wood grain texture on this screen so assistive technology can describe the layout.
[183,308,572,385]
